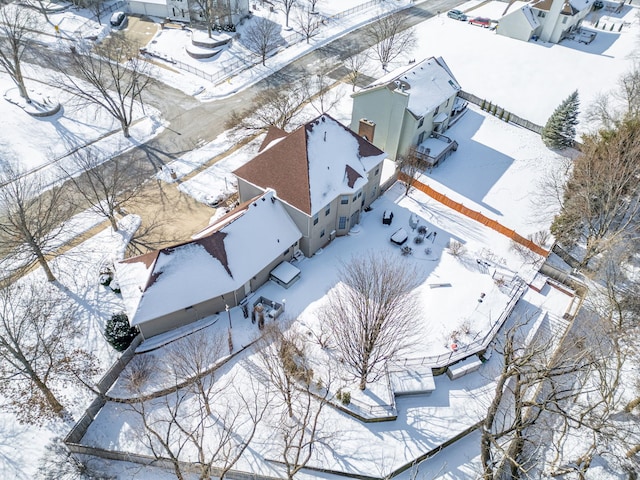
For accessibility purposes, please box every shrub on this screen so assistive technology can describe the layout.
[480,99,486,110]
[104,313,137,352]
[447,239,466,257]
[123,355,153,392]
[336,389,351,405]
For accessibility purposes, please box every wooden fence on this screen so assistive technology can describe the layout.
[458,90,544,135]
[399,173,550,257]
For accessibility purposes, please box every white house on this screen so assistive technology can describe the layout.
[115,190,302,339]
[498,0,595,43]
[350,57,466,164]
[127,0,249,25]
[233,114,387,257]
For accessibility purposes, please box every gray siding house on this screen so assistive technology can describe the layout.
[233,114,387,257]
[115,190,301,339]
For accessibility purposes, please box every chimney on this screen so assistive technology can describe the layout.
[358,118,376,143]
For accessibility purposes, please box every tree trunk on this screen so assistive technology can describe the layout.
[122,121,130,138]
[32,242,56,282]
[109,215,119,232]
[32,371,64,415]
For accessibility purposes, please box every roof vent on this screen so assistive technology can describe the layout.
[324,131,327,142]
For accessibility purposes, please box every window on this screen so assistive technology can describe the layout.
[418,117,424,129]
[434,105,440,115]
[313,214,319,225]
[372,186,377,197]
[537,10,545,17]
[339,216,347,229]
[340,195,349,205]
[562,15,567,23]
[375,167,380,175]
[283,248,290,256]
[320,229,325,238]
[358,191,362,198]
[325,205,331,216]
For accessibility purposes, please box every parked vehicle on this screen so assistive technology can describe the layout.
[110,11,127,28]
[469,16,491,28]
[447,9,468,21]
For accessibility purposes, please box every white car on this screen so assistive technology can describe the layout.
[110,11,127,28]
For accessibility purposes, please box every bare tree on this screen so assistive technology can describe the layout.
[256,322,333,479]
[363,14,415,71]
[242,17,282,66]
[344,51,367,91]
[307,0,319,13]
[274,0,297,29]
[479,318,594,480]
[0,170,69,282]
[550,119,640,267]
[295,8,320,44]
[190,0,233,38]
[305,71,340,115]
[228,83,308,131]
[587,65,640,130]
[0,281,99,424]
[166,332,225,415]
[397,147,424,195]
[319,253,420,390]
[129,374,269,480]
[81,0,107,26]
[0,1,38,102]
[37,437,110,480]
[61,148,148,232]
[50,37,150,138]
[257,322,310,418]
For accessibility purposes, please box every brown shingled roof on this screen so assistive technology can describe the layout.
[259,126,288,153]
[234,124,312,213]
[233,114,385,215]
[345,165,363,188]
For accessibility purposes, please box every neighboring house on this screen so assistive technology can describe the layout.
[127,0,249,25]
[115,190,302,339]
[350,57,466,163]
[498,0,595,43]
[233,114,387,257]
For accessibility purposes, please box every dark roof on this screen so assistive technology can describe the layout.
[233,114,384,215]
[259,126,288,153]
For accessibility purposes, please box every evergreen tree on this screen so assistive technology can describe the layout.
[105,313,137,351]
[542,90,580,148]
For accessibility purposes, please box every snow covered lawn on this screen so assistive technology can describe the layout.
[82,180,575,478]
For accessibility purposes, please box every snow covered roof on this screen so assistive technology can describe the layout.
[531,0,592,15]
[233,114,387,216]
[116,190,302,326]
[362,57,461,117]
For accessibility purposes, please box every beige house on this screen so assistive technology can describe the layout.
[115,190,301,339]
[127,0,249,24]
[498,0,595,43]
[350,57,466,164]
[233,114,387,257]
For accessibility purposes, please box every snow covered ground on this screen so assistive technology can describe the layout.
[1,0,635,477]
[82,181,576,478]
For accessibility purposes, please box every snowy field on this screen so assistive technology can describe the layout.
[82,181,575,478]
[0,0,632,477]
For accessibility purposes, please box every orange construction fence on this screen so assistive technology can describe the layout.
[399,173,549,258]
